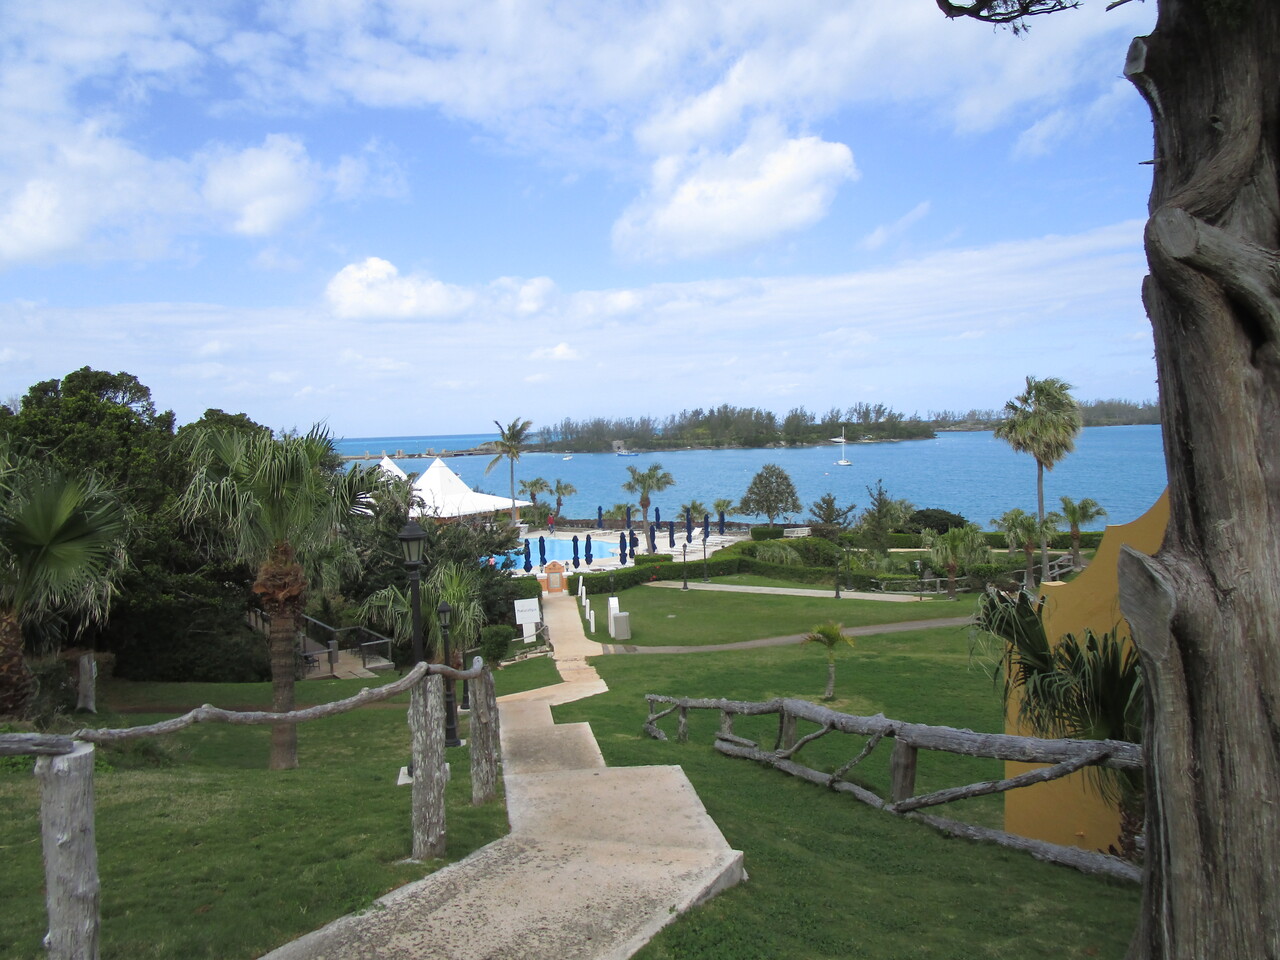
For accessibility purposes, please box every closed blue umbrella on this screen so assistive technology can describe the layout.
[626,506,632,529]
[685,508,693,543]
[703,514,710,540]
[718,510,725,536]
[668,521,675,548]
[572,535,580,569]
[654,506,661,525]
[629,531,637,560]
[523,539,532,573]
[538,535,546,568]
[618,532,627,565]
[597,506,603,529]
[648,523,656,552]
[585,534,593,565]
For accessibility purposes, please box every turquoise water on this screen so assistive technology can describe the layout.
[507,535,621,567]
[342,425,1167,530]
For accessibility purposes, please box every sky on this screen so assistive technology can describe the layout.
[0,0,1162,438]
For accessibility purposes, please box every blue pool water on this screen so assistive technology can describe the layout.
[505,535,621,568]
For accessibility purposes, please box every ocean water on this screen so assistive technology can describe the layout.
[336,425,1168,530]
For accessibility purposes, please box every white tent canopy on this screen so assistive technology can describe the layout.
[382,456,529,520]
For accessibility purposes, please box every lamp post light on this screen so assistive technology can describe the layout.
[682,543,688,590]
[437,600,461,748]
[398,520,428,664]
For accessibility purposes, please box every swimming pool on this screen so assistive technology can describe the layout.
[492,534,622,569]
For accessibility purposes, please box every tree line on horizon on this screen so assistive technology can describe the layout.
[533,397,1158,452]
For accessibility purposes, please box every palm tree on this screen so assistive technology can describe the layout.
[681,500,709,521]
[518,476,551,506]
[357,561,484,665]
[177,426,381,770]
[993,508,1061,588]
[552,479,577,516]
[713,497,735,519]
[921,524,989,599]
[994,377,1082,580]
[485,417,533,523]
[803,621,855,700]
[602,503,634,521]
[0,448,126,716]
[622,463,675,551]
[1059,496,1107,570]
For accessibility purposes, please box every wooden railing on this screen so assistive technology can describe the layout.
[643,694,1141,882]
[1,659,498,960]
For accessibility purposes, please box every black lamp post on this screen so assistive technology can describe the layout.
[834,550,843,600]
[702,538,709,582]
[682,543,688,590]
[398,520,428,663]
[437,600,461,747]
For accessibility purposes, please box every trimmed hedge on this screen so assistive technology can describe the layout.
[634,553,674,566]
[750,526,786,541]
[510,576,545,600]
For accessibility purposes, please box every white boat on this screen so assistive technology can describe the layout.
[562,455,573,461]
[830,428,853,466]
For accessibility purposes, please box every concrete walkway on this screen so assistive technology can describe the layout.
[600,615,973,655]
[261,591,744,960]
[644,581,928,602]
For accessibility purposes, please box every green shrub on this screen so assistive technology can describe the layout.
[509,576,544,600]
[784,536,842,566]
[114,626,270,683]
[750,526,785,541]
[967,564,1022,591]
[887,532,924,549]
[479,624,517,665]
[907,508,969,533]
[634,553,673,566]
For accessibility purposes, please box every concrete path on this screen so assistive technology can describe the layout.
[600,615,973,655]
[261,591,743,960]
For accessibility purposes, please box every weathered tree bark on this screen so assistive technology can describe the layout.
[469,668,500,805]
[1113,3,1280,957]
[409,672,447,860]
[823,661,836,700]
[36,741,100,960]
[0,612,33,717]
[254,545,307,771]
[75,655,96,715]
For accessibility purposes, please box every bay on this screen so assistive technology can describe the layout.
[335,424,1167,530]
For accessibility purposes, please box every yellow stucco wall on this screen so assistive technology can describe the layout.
[1002,490,1168,851]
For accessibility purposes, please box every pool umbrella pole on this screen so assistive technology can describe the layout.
[572,535,580,569]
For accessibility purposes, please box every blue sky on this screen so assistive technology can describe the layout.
[0,0,1160,436]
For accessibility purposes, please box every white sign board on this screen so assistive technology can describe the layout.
[514,598,542,625]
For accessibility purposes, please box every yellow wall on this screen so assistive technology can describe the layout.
[1002,491,1168,850]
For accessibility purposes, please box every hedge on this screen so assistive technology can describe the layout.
[750,526,786,541]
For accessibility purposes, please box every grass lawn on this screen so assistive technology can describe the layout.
[0,658,551,960]
[553,628,1140,959]
[583,585,978,647]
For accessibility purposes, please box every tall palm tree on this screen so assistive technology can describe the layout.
[713,497,735,519]
[518,476,551,506]
[486,418,533,523]
[994,377,1082,581]
[177,426,381,770]
[552,479,577,517]
[803,621,855,700]
[0,448,126,716]
[1059,496,1107,570]
[622,463,675,552]
[921,523,989,599]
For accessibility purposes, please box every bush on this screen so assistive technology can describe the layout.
[509,576,544,600]
[907,508,968,533]
[114,626,271,683]
[22,658,76,724]
[750,526,785,541]
[479,624,517,665]
[634,554,673,566]
[887,532,924,549]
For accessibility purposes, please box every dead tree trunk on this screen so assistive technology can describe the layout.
[409,672,447,860]
[469,668,500,805]
[1117,3,1280,957]
[36,741,99,960]
[75,655,96,715]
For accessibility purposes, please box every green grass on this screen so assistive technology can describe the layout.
[553,629,1139,959]
[584,585,978,646]
[0,658,550,960]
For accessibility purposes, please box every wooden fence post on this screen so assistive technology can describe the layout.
[776,707,797,752]
[469,668,500,805]
[36,741,99,960]
[718,711,734,738]
[76,656,97,715]
[677,706,689,742]
[889,738,918,802]
[409,673,447,860]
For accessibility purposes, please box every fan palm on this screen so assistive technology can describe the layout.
[518,476,551,506]
[994,377,1082,582]
[1059,496,1107,570]
[552,479,577,516]
[622,463,675,551]
[992,508,1060,588]
[921,523,989,599]
[0,448,126,716]
[356,561,485,665]
[803,621,855,700]
[485,418,533,523]
[177,425,382,770]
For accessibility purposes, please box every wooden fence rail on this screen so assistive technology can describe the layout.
[0,658,498,960]
[644,694,1141,883]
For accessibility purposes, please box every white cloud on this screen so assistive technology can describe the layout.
[530,342,580,361]
[202,134,320,236]
[325,257,476,318]
[613,128,857,261]
[1014,80,1138,158]
[861,201,931,252]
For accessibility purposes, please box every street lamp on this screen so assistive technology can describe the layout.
[437,600,461,747]
[682,543,688,590]
[398,520,428,663]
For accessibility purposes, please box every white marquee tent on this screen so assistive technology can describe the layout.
[381,456,529,520]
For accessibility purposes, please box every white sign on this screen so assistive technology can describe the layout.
[514,598,542,625]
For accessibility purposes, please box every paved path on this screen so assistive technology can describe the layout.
[600,615,973,655]
[261,591,743,960]
[644,581,927,602]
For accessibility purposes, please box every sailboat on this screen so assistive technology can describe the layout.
[830,427,853,466]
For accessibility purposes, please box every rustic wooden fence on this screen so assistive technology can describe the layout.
[1,658,499,960]
[644,694,1141,882]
